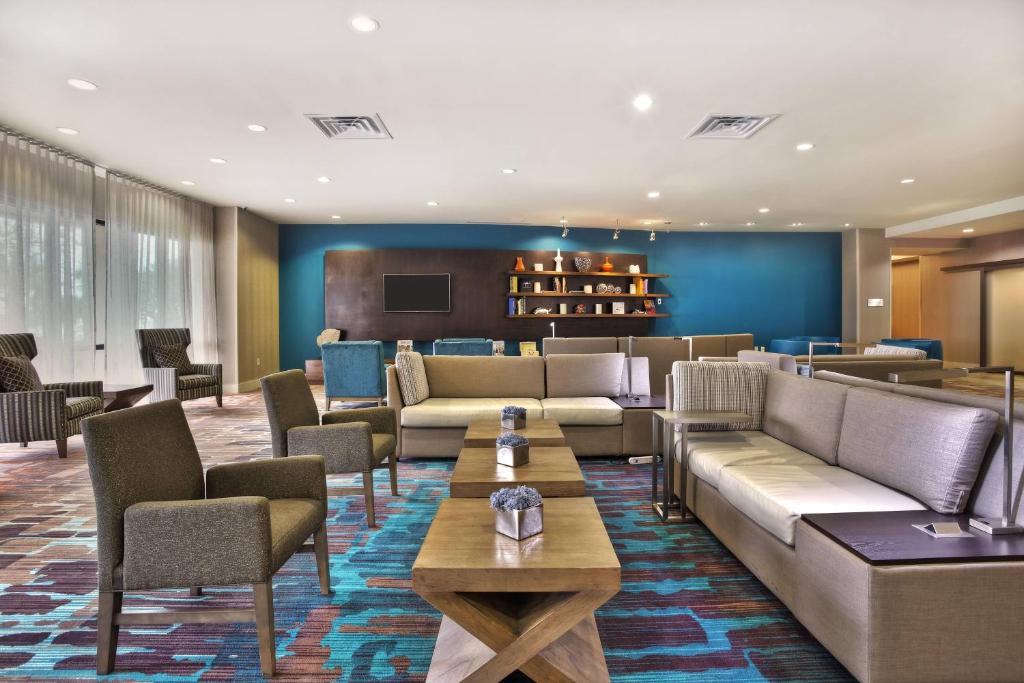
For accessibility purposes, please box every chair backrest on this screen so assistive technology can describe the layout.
[136,328,192,368]
[82,399,204,591]
[321,341,386,398]
[260,369,320,457]
[0,333,37,360]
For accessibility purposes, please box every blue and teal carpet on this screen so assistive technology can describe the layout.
[0,393,851,681]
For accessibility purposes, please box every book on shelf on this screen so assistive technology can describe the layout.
[507,297,515,315]
[397,339,414,353]
[509,275,518,293]
[520,341,539,357]
[493,340,506,356]
[643,299,656,315]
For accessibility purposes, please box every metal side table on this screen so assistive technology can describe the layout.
[651,410,751,522]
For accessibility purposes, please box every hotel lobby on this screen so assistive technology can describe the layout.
[1,1,1023,681]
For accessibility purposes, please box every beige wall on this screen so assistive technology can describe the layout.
[841,228,891,344]
[986,266,1024,369]
[214,207,279,393]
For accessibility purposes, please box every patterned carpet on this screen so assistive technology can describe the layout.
[0,390,851,682]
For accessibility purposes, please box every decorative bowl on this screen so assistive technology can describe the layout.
[573,256,592,272]
[614,285,623,293]
[596,283,609,293]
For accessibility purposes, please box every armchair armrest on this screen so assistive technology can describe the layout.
[322,406,397,435]
[122,497,271,590]
[43,380,103,399]
[206,455,327,503]
[0,389,68,442]
[190,363,223,381]
[288,422,376,473]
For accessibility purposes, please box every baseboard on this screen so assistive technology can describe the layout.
[237,379,262,394]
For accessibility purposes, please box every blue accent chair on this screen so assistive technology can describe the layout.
[432,338,493,356]
[321,341,387,410]
[879,338,944,360]
[767,336,841,356]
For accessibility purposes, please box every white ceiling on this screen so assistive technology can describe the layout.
[2,0,1023,232]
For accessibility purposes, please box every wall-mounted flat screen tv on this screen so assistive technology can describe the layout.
[382,273,451,313]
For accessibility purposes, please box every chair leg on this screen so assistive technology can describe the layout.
[313,524,332,595]
[96,590,122,675]
[363,470,376,528]
[388,451,399,496]
[325,396,331,410]
[216,393,223,408]
[20,441,27,447]
[56,438,68,459]
[253,582,276,677]
[190,587,203,597]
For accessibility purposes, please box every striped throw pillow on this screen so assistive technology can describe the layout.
[395,352,430,406]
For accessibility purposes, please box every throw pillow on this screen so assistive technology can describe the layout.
[395,351,429,405]
[0,355,44,392]
[152,344,193,373]
[864,344,927,358]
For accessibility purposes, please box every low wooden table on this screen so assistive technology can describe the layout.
[463,417,565,448]
[413,497,620,682]
[451,446,585,498]
[102,384,154,412]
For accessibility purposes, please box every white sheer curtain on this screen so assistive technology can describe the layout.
[0,130,96,381]
[105,174,217,383]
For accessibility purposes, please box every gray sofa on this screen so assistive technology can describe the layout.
[669,362,1023,682]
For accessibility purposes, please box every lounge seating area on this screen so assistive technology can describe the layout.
[2,3,1024,681]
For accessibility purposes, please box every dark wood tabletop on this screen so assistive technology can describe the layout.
[610,395,666,409]
[802,510,1024,566]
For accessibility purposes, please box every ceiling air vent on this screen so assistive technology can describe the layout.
[688,113,778,139]
[306,114,392,139]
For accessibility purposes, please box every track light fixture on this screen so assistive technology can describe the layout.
[613,219,621,240]
[560,216,569,238]
[649,230,656,241]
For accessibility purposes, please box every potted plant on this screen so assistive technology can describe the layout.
[490,485,543,540]
[500,405,527,430]
[496,432,530,467]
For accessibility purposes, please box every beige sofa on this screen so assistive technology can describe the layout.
[669,363,1023,682]
[387,353,640,457]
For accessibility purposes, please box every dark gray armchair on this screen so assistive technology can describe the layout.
[260,369,398,528]
[0,332,103,458]
[82,399,329,677]
[136,328,222,406]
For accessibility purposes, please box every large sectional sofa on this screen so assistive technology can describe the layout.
[670,362,1024,682]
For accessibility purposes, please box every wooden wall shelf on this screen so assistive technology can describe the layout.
[509,270,668,278]
[506,292,671,298]
[506,313,669,319]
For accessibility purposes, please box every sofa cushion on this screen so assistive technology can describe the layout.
[617,336,692,397]
[718,464,926,545]
[543,337,618,355]
[619,357,651,396]
[837,388,999,514]
[685,431,829,488]
[541,397,622,426]
[178,374,217,390]
[401,398,544,428]
[865,344,927,358]
[546,353,624,398]
[66,396,103,420]
[394,351,430,405]
[813,370,896,392]
[672,360,769,430]
[725,333,755,356]
[685,335,727,360]
[762,372,848,464]
[423,356,546,399]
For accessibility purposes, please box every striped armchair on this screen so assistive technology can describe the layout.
[0,333,103,458]
[136,329,222,407]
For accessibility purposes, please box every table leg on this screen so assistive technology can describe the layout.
[678,425,691,520]
[651,415,660,516]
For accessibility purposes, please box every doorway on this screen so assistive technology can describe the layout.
[891,257,921,338]
[985,266,1024,369]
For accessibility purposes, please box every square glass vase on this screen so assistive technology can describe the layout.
[495,504,543,540]
[496,444,530,467]
[501,414,526,430]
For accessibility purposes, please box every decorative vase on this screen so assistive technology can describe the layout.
[501,414,526,430]
[601,256,614,272]
[573,256,592,272]
[554,248,563,273]
[495,504,543,540]
[497,443,530,467]
[514,257,526,272]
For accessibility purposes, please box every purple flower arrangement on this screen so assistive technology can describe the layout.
[501,405,527,430]
[501,405,528,418]
[495,433,529,448]
[491,486,544,540]
[489,485,543,511]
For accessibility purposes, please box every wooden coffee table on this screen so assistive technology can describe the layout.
[463,418,565,448]
[450,446,585,498]
[413,497,620,682]
[102,384,154,412]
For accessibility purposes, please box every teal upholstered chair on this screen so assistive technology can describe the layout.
[432,338,493,356]
[767,336,840,356]
[321,341,386,410]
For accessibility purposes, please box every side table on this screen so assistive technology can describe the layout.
[102,384,154,412]
[650,410,750,522]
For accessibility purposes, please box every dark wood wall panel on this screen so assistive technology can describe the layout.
[324,248,658,341]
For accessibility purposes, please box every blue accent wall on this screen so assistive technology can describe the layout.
[278,224,842,371]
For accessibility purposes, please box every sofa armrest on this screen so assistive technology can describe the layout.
[0,389,68,442]
[43,381,103,399]
[191,363,223,382]
[288,422,376,472]
[122,497,271,590]
[322,406,397,435]
[206,455,327,503]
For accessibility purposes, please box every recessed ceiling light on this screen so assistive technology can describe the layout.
[795,142,815,151]
[56,127,79,135]
[67,78,98,91]
[632,93,653,112]
[180,180,196,186]
[209,157,227,164]
[697,221,709,227]
[317,176,331,184]
[647,191,660,199]
[758,207,770,214]
[426,201,439,207]
[247,123,267,132]
[844,223,851,227]
[331,215,341,220]
[350,15,379,32]
[745,222,756,226]
[900,178,915,184]
[790,222,804,227]
[284,198,296,203]
[501,168,517,174]
[962,227,975,233]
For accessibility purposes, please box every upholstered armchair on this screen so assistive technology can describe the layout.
[261,369,398,527]
[0,333,103,458]
[321,340,386,410]
[82,399,329,677]
[136,328,222,406]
